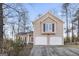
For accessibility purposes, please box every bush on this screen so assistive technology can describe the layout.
[8,39,24,56]
[64,36,70,43]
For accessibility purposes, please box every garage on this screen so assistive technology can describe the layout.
[49,37,64,45]
[34,36,64,45]
[34,37,47,45]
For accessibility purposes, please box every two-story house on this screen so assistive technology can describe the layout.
[16,11,64,45]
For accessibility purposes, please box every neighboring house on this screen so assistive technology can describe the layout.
[16,31,33,44]
[16,11,64,45]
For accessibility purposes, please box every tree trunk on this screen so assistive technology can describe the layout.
[0,3,3,53]
[72,22,74,42]
[77,18,79,41]
[66,8,69,41]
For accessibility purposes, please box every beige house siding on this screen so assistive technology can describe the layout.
[33,11,64,39]
[41,17,56,34]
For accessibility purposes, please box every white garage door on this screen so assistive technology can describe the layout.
[49,37,64,45]
[34,37,47,45]
[34,36,64,45]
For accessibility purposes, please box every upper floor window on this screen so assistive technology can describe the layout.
[43,23,54,32]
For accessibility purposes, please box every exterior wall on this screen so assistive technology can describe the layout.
[41,17,56,34]
[16,33,33,44]
[33,17,63,38]
[16,35,28,44]
[33,12,64,45]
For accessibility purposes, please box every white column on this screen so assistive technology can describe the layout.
[27,34,29,44]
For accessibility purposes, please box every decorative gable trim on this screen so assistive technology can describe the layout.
[33,11,64,24]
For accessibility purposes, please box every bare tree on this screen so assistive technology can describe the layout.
[18,10,29,32]
[62,3,70,41]
[73,9,79,41]
[0,3,3,53]
[3,3,31,40]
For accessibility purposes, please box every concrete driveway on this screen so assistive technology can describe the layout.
[30,45,79,56]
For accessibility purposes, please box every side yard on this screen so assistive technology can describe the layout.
[8,43,33,56]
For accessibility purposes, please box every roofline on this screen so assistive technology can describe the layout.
[32,11,64,24]
[32,12,47,24]
[16,31,33,35]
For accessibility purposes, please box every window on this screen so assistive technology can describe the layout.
[43,23,55,32]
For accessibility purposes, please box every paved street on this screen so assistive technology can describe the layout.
[30,46,79,56]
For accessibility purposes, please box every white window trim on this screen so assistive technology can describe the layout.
[45,23,52,32]
[42,23,56,33]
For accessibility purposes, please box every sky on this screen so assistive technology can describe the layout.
[23,3,64,22]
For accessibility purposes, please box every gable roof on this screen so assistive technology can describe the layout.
[32,11,64,24]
